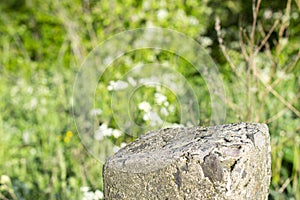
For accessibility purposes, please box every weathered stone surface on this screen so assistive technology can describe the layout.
[103,122,271,199]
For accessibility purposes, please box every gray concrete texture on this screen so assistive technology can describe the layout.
[103,122,271,199]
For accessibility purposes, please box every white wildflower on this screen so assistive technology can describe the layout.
[146,20,155,28]
[186,121,194,127]
[94,124,113,140]
[40,107,48,115]
[90,108,102,116]
[159,1,166,7]
[107,80,128,91]
[163,123,184,128]
[273,11,282,19]
[131,14,139,22]
[176,10,185,20]
[250,87,257,92]
[24,98,38,110]
[39,87,49,95]
[40,98,47,105]
[41,78,47,84]
[112,129,122,138]
[143,111,163,126]
[157,9,168,20]
[11,86,19,97]
[0,175,11,185]
[260,68,270,83]
[30,98,38,109]
[101,124,113,137]
[127,77,137,86]
[120,142,127,148]
[22,131,30,144]
[189,16,199,25]
[113,146,120,153]
[30,148,37,155]
[138,101,152,112]
[26,86,33,94]
[139,76,159,86]
[263,9,272,19]
[155,85,162,91]
[82,191,94,200]
[279,38,288,47]
[168,105,176,113]
[160,107,169,116]
[104,56,113,65]
[94,132,103,141]
[80,186,90,193]
[107,82,115,91]
[94,190,104,199]
[133,62,144,71]
[154,93,167,105]
[200,37,213,47]
[163,101,169,107]
[292,12,299,20]
[276,70,286,79]
[81,187,103,200]
[142,1,150,10]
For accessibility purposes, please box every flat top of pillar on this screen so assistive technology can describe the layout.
[105,122,269,173]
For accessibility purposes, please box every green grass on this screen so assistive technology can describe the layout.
[0,0,299,199]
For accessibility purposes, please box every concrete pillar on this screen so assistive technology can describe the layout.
[103,122,271,200]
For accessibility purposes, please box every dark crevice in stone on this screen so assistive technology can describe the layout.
[181,163,189,172]
[173,166,182,191]
[129,142,150,152]
[242,170,247,178]
[230,159,239,172]
[244,179,251,187]
[246,133,255,144]
[201,153,223,183]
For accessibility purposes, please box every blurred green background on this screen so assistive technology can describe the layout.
[0,0,299,199]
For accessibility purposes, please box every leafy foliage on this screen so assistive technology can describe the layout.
[0,0,299,199]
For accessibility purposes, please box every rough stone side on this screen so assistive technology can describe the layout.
[103,122,271,200]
